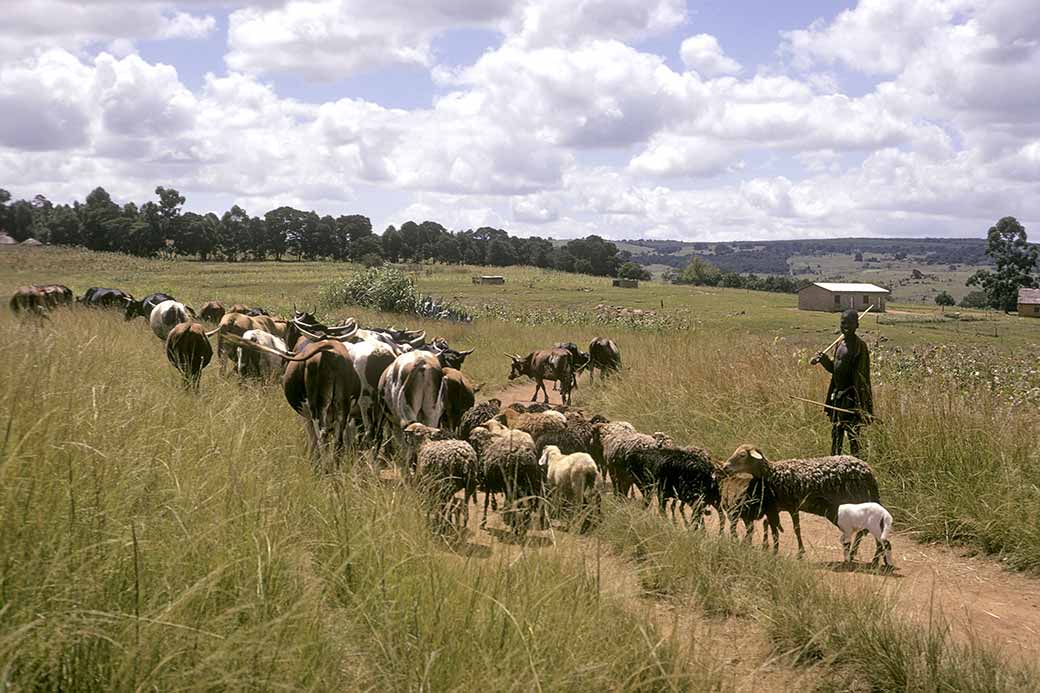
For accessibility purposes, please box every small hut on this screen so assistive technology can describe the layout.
[20,238,43,247]
[1018,288,1040,318]
[472,275,505,285]
[0,232,16,246]
[798,282,888,312]
[612,278,639,288]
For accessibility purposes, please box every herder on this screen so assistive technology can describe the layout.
[810,309,873,455]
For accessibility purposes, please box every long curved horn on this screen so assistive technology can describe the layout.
[205,327,221,337]
[458,348,475,356]
[221,333,333,362]
[503,352,518,360]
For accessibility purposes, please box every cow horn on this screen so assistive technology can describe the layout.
[750,449,764,460]
[295,325,327,342]
[459,348,474,356]
[503,352,518,360]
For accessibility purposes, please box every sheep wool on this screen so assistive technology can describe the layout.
[459,398,502,439]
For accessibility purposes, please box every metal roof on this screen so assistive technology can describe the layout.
[808,282,890,294]
[1019,288,1040,305]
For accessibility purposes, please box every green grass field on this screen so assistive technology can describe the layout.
[3,246,1040,690]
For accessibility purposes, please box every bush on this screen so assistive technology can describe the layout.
[935,290,956,307]
[618,262,651,281]
[360,252,383,268]
[959,290,991,309]
[321,265,419,313]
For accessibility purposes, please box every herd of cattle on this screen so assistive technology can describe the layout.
[10,282,889,564]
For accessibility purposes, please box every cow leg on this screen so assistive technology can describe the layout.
[481,492,490,528]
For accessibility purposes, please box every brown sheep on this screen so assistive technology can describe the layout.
[723,444,880,556]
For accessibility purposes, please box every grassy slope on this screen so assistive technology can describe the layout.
[3,247,1040,689]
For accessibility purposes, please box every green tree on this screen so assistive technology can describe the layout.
[967,216,1038,311]
[5,199,35,241]
[487,238,517,267]
[935,290,955,309]
[47,205,82,246]
[219,205,250,260]
[80,187,121,251]
[381,226,403,262]
[618,261,651,280]
[678,256,722,285]
[959,290,991,309]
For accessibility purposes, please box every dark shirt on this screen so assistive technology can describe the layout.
[821,334,873,422]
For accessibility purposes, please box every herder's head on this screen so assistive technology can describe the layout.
[840,309,859,338]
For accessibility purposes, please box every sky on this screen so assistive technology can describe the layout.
[1,0,1039,243]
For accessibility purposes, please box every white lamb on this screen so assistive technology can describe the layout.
[837,502,894,568]
[539,445,601,527]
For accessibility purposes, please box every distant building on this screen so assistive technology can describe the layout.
[612,278,639,288]
[472,275,505,285]
[20,238,43,246]
[1018,288,1040,318]
[798,282,889,313]
[0,232,15,246]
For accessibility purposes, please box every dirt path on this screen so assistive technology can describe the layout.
[453,490,818,692]
[486,382,1040,666]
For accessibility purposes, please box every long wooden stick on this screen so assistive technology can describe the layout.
[789,394,857,415]
[790,395,881,423]
[820,304,874,354]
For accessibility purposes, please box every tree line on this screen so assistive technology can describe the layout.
[667,256,811,294]
[0,186,633,277]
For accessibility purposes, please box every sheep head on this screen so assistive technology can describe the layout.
[467,425,494,454]
[538,445,561,468]
[403,422,452,447]
[724,444,768,477]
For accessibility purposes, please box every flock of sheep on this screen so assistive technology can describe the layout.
[407,390,894,568]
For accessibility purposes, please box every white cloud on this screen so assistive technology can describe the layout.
[507,0,686,48]
[226,0,515,79]
[679,34,741,77]
[628,134,739,177]
[225,0,685,79]
[0,1,216,60]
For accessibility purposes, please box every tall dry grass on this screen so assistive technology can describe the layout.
[0,309,714,690]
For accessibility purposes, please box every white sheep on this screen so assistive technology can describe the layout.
[837,502,894,567]
[538,445,601,528]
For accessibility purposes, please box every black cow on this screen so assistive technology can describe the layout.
[587,337,621,381]
[80,287,134,309]
[126,292,175,321]
[553,342,590,390]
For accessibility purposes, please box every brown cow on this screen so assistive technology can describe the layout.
[283,340,361,468]
[199,301,225,323]
[9,286,46,314]
[165,322,213,388]
[438,367,481,435]
[206,312,280,374]
[506,348,574,405]
[223,333,358,468]
[37,284,73,309]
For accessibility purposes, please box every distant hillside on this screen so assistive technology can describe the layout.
[622,238,992,275]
